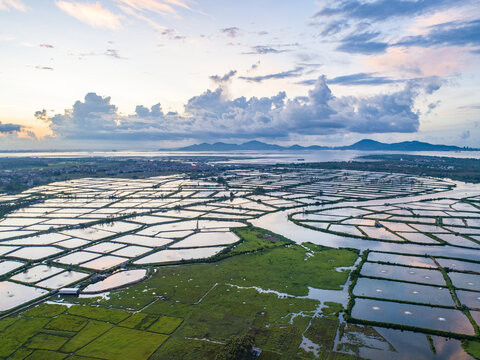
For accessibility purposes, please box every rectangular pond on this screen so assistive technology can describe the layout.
[351,298,475,335]
[360,262,446,286]
[367,252,437,268]
[134,246,226,264]
[353,277,455,306]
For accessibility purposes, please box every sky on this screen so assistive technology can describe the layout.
[0,0,479,150]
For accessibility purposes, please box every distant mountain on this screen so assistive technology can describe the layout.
[175,139,474,152]
[179,140,284,151]
[341,139,467,151]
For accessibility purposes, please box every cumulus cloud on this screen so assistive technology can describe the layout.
[0,121,22,133]
[40,76,441,141]
[56,1,122,29]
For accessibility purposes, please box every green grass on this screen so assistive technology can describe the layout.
[0,228,362,359]
[9,348,33,360]
[22,303,67,318]
[24,350,67,360]
[148,316,183,334]
[120,313,159,330]
[146,285,318,359]
[45,314,88,332]
[0,317,49,357]
[77,327,168,360]
[149,337,222,360]
[67,305,130,324]
[61,320,113,353]
[229,227,290,255]
[25,333,69,351]
[0,316,18,331]
[463,340,480,359]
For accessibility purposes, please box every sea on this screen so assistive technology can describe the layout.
[1,149,480,164]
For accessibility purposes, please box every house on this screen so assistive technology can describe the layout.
[58,287,80,296]
[251,346,262,357]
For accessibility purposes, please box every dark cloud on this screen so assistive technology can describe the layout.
[426,100,441,115]
[43,76,440,141]
[296,79,317,86]
[329,72,398,85]
[40,43,54,49]
[458,104,480,110]
[209,70,237,84]
[336,32,389,54]
[239,67,304,82]
[161,28,186,40]
[461,130,471,139]
[250,61,260,71]
[395,19,480,48]
[105,49,127,59]
[0,122,22,134]
[35,66,54,71]
[34,109,50,122]
[319,20,350,36]
[314,0,458,22]
[244,45,288,54]
[221,27,241,38]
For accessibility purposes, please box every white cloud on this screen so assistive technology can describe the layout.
[42,76,441,141]
[0,0,27,11]
[115,0,191,16]
[56,1,122,30]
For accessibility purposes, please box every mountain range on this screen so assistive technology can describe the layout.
[175,139,475,152]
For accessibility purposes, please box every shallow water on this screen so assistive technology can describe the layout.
[456,290,480,309]
[11,265,64,284]
[353,277,455,306]
[351,298,475,335]
[0,260,24,276]
[82,269,147,293]
[449,272,480,291]
[367,252,437,268]
[359,327,475,360]
[134,246,226,264]
[361,262,446,286]
[170,232,240,248]
[36,270,89,289]
[80,255,128,270]
[113,234,172,247]
[7,246,63,260]
[0,281,48,312]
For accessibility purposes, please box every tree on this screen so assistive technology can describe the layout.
[215,334,255,360]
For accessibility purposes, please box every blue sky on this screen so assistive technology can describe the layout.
[0,0,479,149]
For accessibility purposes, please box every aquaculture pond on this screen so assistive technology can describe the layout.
[0,168,479,359]
[351,298,475,335]
[353,277,455,306]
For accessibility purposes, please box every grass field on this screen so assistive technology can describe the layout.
[77,327,168,360]
[0,303,180,359]
[0,227,359,359]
